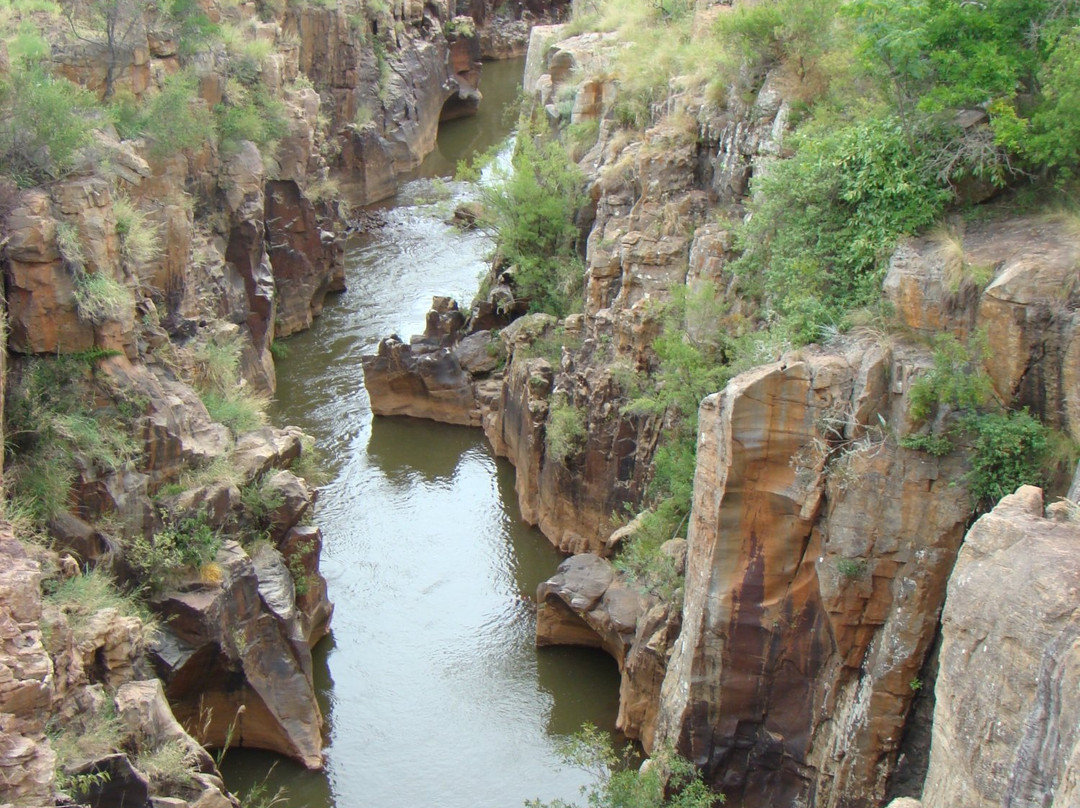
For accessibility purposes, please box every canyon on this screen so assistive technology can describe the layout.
[2,1,1079,807]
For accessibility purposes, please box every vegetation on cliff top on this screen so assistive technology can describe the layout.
[509,0,1080,593]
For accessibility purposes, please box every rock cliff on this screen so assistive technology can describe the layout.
[917,486,1079,808]
[655,341,972,808]
[361,14,1080,808]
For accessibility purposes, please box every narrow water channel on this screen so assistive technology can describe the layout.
[219,58,621,808]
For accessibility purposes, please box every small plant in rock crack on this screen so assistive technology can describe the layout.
[835,558,866,581]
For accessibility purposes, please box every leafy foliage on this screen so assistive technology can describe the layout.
[0,64,96,186]
[527,724,723,808]
[5,356,137,523]
[616,284,732,597]
[964,409,1052,508]
[906,334,993,423]
[128,509,222,592]
[478,128,587,317]
[125,70,216,159]
[733,116,952,343]
[44,568,152,633]
[546,398,587,464]
[190,333,269,436]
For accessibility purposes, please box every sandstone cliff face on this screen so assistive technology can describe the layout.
[653,341,972,808]
[0,529,238,808]
[883,215,1080,442]
[917,486,1079,808]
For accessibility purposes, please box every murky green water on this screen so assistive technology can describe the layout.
[219,58,621,808]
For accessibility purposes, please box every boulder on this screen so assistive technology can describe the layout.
[362,336,481,426]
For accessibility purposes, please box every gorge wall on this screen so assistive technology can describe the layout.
[362,14,1080,808]
[0,0,559,803]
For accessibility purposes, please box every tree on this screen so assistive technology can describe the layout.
[63,0,152,100]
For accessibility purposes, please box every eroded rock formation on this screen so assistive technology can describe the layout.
[918,486,1080,808]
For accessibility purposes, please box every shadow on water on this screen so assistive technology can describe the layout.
[366,415,483,484]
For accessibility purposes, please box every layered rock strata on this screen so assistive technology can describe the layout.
[655,341,973,808]
[0,530,238,807]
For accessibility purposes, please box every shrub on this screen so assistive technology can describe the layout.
[215,85,287,155]
[5,356,137,523]
[613,505,685,603]
[479,127,587,317]
[166,0,220,55]
[240,474,285,532]
[733,116,952,343]
[201,389,269,434]
[128,509,222,592]
[49,699,123,773]
[135,740,198,790]
[0,64,96,186]
[906,334,993,423]
[545,398,587,464]
[964,409,1051,508]
[140,71,216,159]
[835,558,866,580]
[190,333,270,436]
[526,723,722,808]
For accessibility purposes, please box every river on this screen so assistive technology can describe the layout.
[219,57,622,808]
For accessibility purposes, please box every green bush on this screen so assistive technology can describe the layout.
[733,116,952,343]
[849,0,1080,179]
[215,84,287,155]
[166,0,220,55]
[479,128,587,317]
[128,509,222,591]
[44,568,151,632]
[190,333,269,436]
[5,356,137,523]
[240,475,285,532]
[139,71,216,160]
[113,194,162,266]
[526,723,722,808]
[906,334,993,423]
[616,284,733,597]
[0,64,96,186]
[545,398,587,464]
[965,409,1051,508]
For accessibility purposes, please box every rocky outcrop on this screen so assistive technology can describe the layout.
[362,335,482,426]
[536,553,678,748]
[482,311,661,554]
[0,527,238,808]
[655,340,973,808]
[0,535,55,806]
[883,215,1080,442]
[265,180,345,337]
[916,486,1080,808]
[288,0,482,204]
[151,540,325,770]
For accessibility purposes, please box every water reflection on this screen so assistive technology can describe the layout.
[366,416,482,483]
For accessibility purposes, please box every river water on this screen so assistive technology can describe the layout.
[219,58,621,808]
